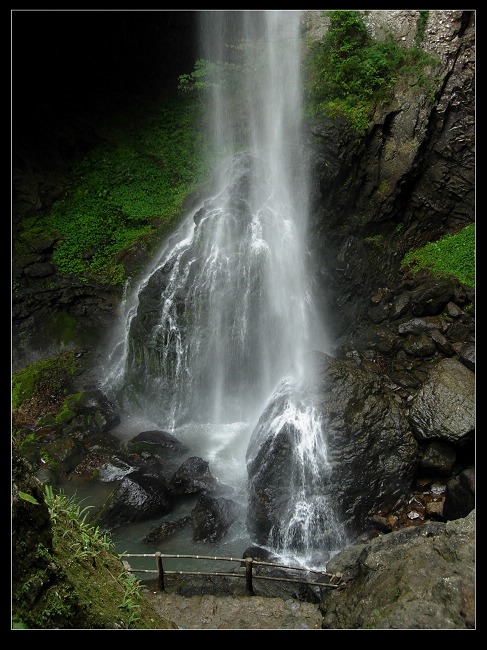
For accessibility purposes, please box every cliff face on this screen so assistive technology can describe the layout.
[303,9,475,344]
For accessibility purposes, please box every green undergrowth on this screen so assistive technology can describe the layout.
[14,12,443,286]
[12,485,174,629]
[401,223,475,288]
[304,10,439,134]
[11,350,79,411]
[16,95,214,286]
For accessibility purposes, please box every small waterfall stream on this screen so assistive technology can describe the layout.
[99,10,346,570]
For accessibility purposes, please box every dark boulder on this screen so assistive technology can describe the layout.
[97,470,174,528]
[443,467,475,520]
[247,352,419,545]
[242,545,280,563]
[169,456,218,495]
[320,510,475,629]
[191,494,243,543]
[144,515,192,544]
[126,429,189,456]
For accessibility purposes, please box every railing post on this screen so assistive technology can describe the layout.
[244,556,254,596]
[156,551,165,592]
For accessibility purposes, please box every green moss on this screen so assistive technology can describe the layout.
[55,392,84,425]
[12,351,79,410]
[126,441,156,455]
[17,432,39,457]
[415,11,429,46]
[35,413,58,427]
[47,312,80,346]
[364,234,386,265]
[365,235,383,243]
[304,10,439,134]
[15,95,215,287]
[401,223,475,288]
[12,486,175,629]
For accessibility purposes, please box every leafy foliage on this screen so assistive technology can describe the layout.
[17,96,213,286]
[415,11,429,46]
[304,10,439,134]
[14,13,441,286]
[13,485,172,629]
[178,58,240,95]
[11,351,79,411]
[401,224,475,288]
[18,491,40,505]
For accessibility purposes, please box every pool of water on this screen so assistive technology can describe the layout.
[61,414,258,577]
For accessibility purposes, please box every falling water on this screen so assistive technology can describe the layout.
[101,10,345,568]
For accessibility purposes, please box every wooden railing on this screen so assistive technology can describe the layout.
[122,551,343,596]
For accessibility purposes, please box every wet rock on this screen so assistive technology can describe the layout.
[144,516,192,544]
[320,510,475,629]
[169,456,218,495]
[408,358,475,444]
[126,430,189,456]
[418,440,457,477]
[443,467,475,520]
[191,495,244,543]
[97,470,174,528]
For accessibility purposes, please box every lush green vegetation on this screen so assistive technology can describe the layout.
[401,223,475,288]
[11,12,444,287]
[304,10,439,133]
[11,351,79,411]
[15,96,214,286]
[178,58,241,96]
[415,11,429,47]
[12,485,173,629]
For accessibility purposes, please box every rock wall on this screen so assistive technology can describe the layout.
[303,9,475,344]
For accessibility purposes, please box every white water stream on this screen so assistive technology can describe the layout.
[94,10,345,571]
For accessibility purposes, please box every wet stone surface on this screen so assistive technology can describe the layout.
[141,590,324,630]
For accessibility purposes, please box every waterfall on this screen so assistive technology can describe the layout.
[101,10,344,568]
